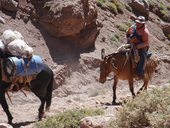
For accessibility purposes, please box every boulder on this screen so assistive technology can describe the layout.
[129,0,149,20]
[30,0,99,49]
[1,0,18,12]
[80,116,114,128]
[162,24,170,40]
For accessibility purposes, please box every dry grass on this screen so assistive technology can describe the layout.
[109,87,170,128]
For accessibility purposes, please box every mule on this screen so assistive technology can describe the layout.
[0,63,54,124]
[99,49,157,105]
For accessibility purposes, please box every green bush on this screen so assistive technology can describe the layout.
[116,23,129,32]
[111,34,119,41]
[148,0,170,22]
[125,4,132,12]
[107,2,118,15]
[35,108,104,128]
[96,0,107,9]
[109,87,170,128]
[96,0,124,14]
[168,34,170,40]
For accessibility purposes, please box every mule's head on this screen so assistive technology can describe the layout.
[99,49,114,83]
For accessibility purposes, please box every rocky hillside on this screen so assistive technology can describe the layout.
[0,0,170,127]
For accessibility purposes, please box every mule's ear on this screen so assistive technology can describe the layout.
[101,49,105,59]
[111,57,116,64]
[111,57,117,69]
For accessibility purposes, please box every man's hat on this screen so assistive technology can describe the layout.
[135,16,145,24]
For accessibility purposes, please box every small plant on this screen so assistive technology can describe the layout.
[108,87,170,128]
[167,6,170,10]
[35,108,104,128]
[107,2,118,15]
[110,34,120,45]
[148,0,170,22]
[114,34,120,40]
[96,0,124,14]
[116,23,129,32]
[96,0,107,9]
[125,4,132,12]
[113,0,124,14]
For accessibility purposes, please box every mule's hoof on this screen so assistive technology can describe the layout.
[112,101,122,105]
[8,116,13,125]
[137,91,141,95]
[38,112,45,120]
[112,101,116,105]
[46,107,50,112]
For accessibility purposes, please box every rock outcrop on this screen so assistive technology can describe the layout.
[30,0,100,49]
[1,0,18,12]
[162,24,170,40]
[129,0,149,20]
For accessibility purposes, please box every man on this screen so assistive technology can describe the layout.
[126,16,149,77]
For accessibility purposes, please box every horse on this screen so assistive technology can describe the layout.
[0,58,54,124]
[99,49,157,105]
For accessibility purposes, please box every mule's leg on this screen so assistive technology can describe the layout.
[128,79,135,98]
[38,98,46,120]
[0,83,13,124]
[112,76,118,105]
[137,77,149,94]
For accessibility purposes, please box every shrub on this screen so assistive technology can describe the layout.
[116,23,129,32]
[107,2,118,15]
[35,108,104,128]
[96,0,124,14]
[125,4,132,12]
[148,0,170,22]
[96,0,107,9]
[110,34,120,45]
[168,34,170,40]
[109,87,170,128]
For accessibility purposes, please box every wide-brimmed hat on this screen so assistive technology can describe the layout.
[135,16,145,24]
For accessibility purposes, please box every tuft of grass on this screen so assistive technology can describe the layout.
[96,0,107,9]
[113,0,124,14]
[35,108,104,128]
[148,0,170,22]
[168,34,170,40]
[116,23,129,32]
[96,0,123,14]
[125,4,132,12]
[107,2,118,15]
[109,87,170,128]
[110,34,120,45]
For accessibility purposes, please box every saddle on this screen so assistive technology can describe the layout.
[117,44,152,69]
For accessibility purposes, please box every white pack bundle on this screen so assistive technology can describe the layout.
[7,39,33,57]
[2,29,24,45]
[13,31,24,40]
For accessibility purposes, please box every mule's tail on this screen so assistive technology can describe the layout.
[45,70,54,111]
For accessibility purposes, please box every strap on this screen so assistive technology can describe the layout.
[130,25,142,43]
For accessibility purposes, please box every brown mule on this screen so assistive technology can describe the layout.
[99,49,157,105]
